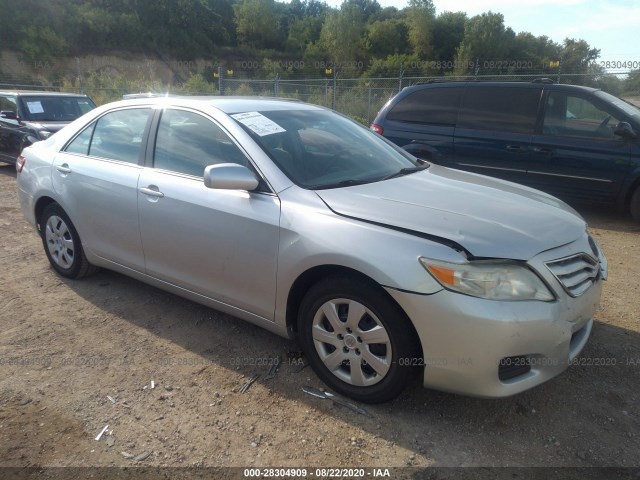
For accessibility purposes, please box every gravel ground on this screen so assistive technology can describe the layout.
[0,162,639,478]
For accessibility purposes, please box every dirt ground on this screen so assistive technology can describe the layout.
[0,162,639,477]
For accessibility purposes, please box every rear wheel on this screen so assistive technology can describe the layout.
[631,187,640,222]
[298,275,420,404]
[40,203,97,278]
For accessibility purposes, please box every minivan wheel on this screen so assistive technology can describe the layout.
[631,187,640,222]
[40,203,97,279]
[298,275,420,404]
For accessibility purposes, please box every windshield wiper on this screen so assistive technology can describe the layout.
[381,164,429,181]
[307,178,375,190]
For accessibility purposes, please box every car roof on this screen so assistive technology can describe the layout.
[402,81,600,94]
[119,95,323,114]
[0,90,92,98]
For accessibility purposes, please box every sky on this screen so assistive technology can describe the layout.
[324,0,640,69]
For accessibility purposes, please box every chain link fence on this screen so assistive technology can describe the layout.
[222,72,640,124]
[1,54,638,124]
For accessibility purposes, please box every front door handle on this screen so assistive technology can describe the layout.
[56,164,71,174]
[531,146,552,155]
[139,186,165,198]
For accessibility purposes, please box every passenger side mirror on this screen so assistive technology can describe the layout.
[203,163,259,191]
[614,122,637,139]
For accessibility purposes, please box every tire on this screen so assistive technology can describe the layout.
[40,203,97,279]
[298,275,420,404]
[631,187,640,222]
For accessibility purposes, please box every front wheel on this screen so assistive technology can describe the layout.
[40,203,97,279]
[298,275,420,404]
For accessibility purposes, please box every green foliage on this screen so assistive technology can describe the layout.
[432,11,467,61]
[2,0,637,100]
[407,0,436,58]
[456,11,515,65]
[319,6,367,68]
[365,20,409,57]
[625,70,640,95]
[234,0,283,50]
[287,16,324,54]
[179,73,218,95]
[19,26,68,61]
[364,54,418,77]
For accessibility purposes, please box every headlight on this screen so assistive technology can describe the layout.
[38,130,53,140]
[419,257,554,301]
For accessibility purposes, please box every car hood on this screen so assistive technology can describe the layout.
[314,165,586,260]
[24,121,69,132]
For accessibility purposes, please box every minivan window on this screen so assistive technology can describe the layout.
[386,87,463,126]
[595,90,640,121]
[458,87,540,134]
[543,92,621,139]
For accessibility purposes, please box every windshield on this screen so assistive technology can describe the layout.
[232,109,422,189]
[595,91,640,121]
[20,96,96,122]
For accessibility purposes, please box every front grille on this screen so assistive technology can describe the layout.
[545,253,599,297]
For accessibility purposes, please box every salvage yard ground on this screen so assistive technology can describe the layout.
[0,162,639,474]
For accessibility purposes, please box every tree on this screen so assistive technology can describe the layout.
[318,3,368,69]
[287,16,325,54]
[455,12,515,66]
[432,11,466,62]
[365,20,409,57]
[406,0,436,59]
[234,0,283,50]
[624,69,640,95]
[559,38,600,74]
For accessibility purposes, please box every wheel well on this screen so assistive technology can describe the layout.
[285,265,424,358]
[624,177,640,209]
[34,196,57,233]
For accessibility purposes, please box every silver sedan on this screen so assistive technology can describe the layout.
[16,97,607,403]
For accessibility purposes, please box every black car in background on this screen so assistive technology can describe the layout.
[0,91,96,165]
[371,81,640,220]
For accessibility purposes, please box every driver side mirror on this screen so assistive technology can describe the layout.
[0,110,17,120]
[614,121,637,140]
[203,163,259,191]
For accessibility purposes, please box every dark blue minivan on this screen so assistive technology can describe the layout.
[371,81,640,220]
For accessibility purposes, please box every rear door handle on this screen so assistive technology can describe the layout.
[139,186,165,198]
[506,145,525,152]
[56,164,71,174]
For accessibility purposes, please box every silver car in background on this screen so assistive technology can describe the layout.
[16,97,607,403]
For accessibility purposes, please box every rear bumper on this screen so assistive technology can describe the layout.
[386,271,602,398]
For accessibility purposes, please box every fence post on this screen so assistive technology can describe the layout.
[367,83,372,124]
[76,57,83,94]
[325,80,329,107]
[332,69,337,110]
[274,73,280,97]
[218,65,224,95]
[398,66,404,92]
[557,60,562,84]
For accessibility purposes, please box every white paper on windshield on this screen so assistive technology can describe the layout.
[26,101,44,114]
[231,111,286,136]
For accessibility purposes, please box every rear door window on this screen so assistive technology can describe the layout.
[458,87,540,134]
[387,87,463,126]
[88,108,152,164]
